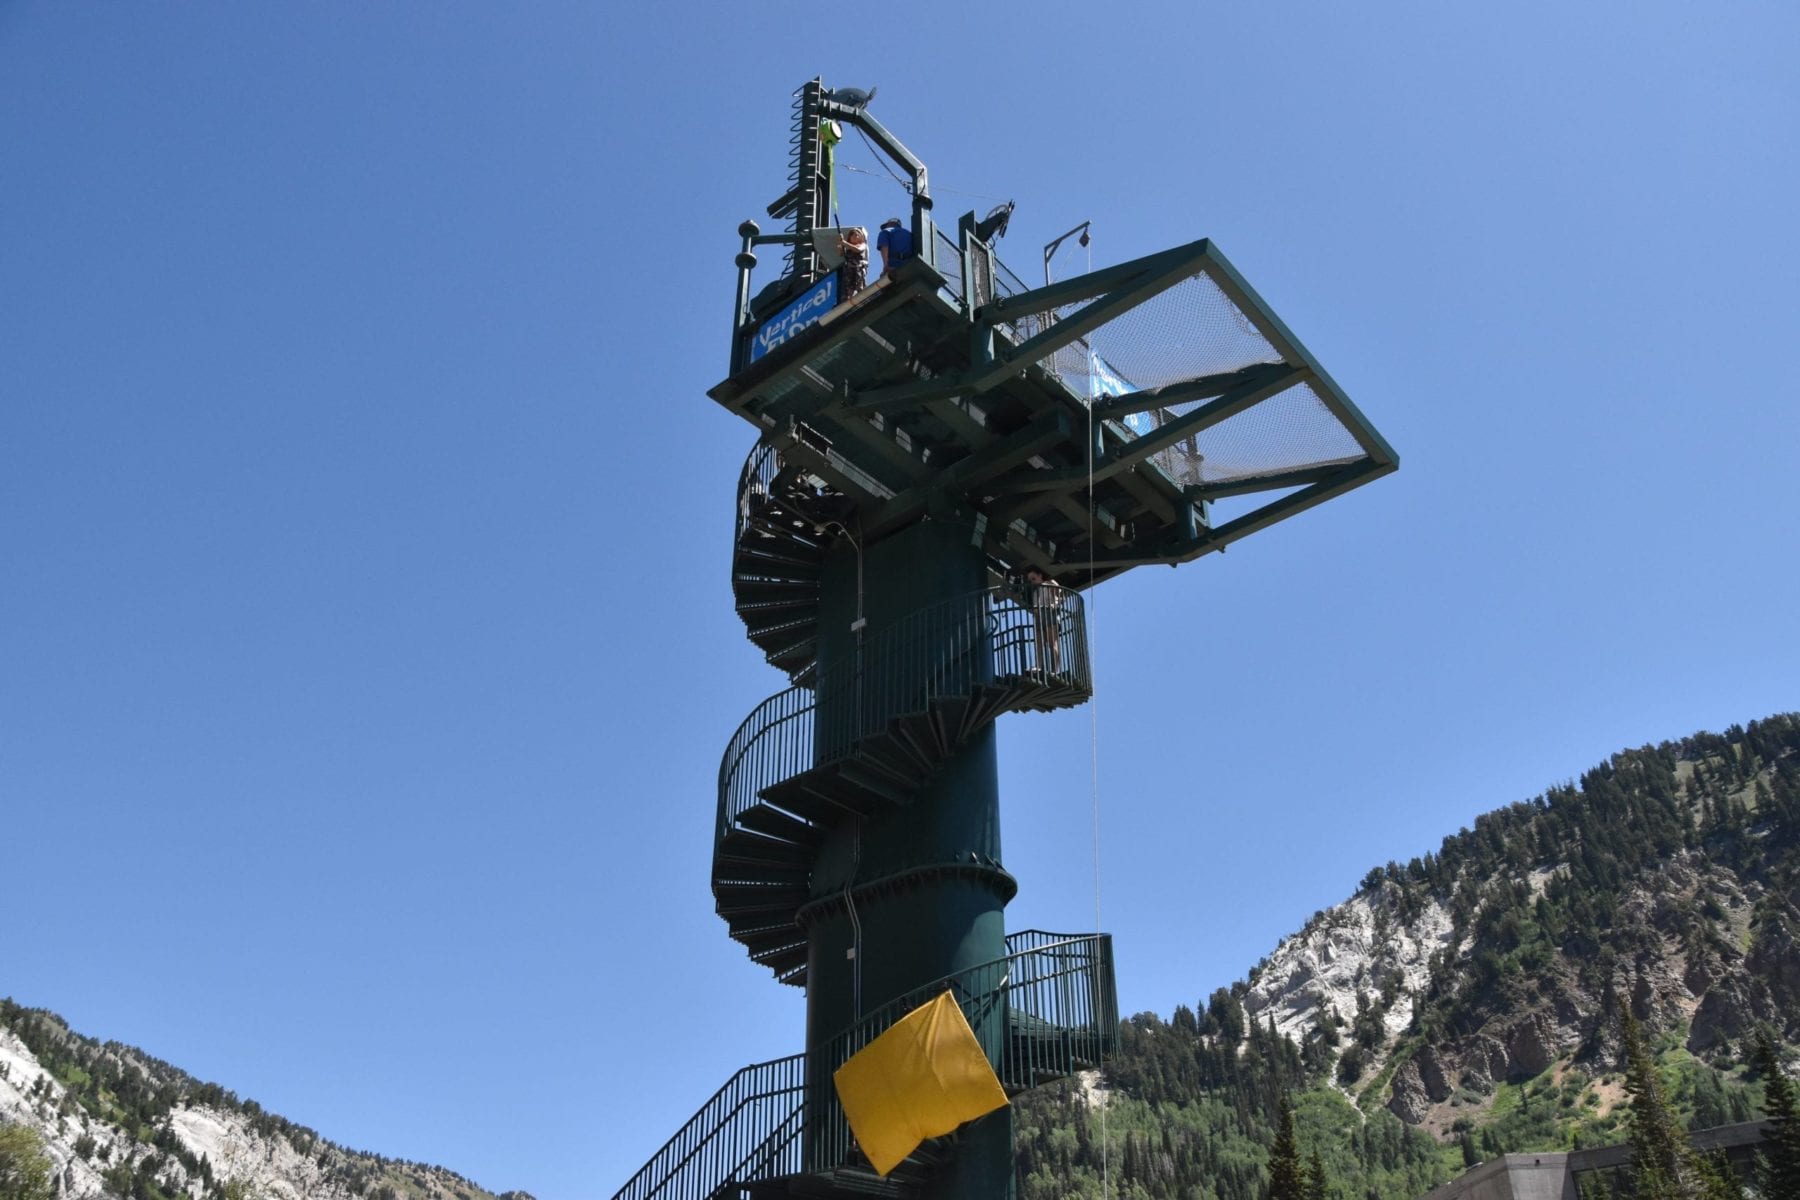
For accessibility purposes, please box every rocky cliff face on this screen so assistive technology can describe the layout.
[0,1009,526,1200]
[1235,722,1800,1136]
[1245,892,1456,1048]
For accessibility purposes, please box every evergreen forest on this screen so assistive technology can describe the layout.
[1015,713,1800,1200]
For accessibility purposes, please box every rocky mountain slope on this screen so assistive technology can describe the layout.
[1239,714,1799,1140]
[1015,713,1800,1199]
[0,1002,526,1200]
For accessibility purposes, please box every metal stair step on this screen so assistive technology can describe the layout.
[734,542,825,571]
[736,923,804,955]
[745,514,826,542]
[713,882,809,919]
[744,614,818,642]
[718,828,815,870]
[714,857,810,886]
[734,577,819,598]
[826,759,921,807]
[762,769,881,820]
[752,941,809,974]
[850,728,934,783]
[735,803,821,846]
[768,640,819,675]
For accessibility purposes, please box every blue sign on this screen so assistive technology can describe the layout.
[750,274,839,363]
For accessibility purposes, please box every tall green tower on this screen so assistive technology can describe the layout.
[613,80,1397,1200]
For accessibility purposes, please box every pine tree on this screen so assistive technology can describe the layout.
[1619,1001,1699,1200]
[1306,1148,1330,1200]
[1266,1095,1304,1200]
[1754,1030,1800,1200]
[1692,1151,1745,1200]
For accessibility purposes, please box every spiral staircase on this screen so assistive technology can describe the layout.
[720,443,1096,989]
[608,442,1117,1200]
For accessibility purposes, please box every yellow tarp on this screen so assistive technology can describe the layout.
[832,990,1010,1177]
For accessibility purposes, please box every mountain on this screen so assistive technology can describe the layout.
[7,715,1797,1200]
[1015,713,1800,1199]
[0,1003,527,1200]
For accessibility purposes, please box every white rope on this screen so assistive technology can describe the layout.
[1082,232,1110,1200]
[839,159,1009,203]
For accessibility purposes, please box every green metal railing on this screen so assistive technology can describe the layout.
[802,931,1118,1171]
[716,585,1089,858]
[611,1055,805,1200]
[609,932,1115,1200]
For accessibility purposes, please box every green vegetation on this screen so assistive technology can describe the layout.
[1014,1004,1454,1200]
[1620,1001,1699,1200]
[0,1001,507,1200]
[1753,1030,1800,1200]
[1266,1096,1303,1200]
[0,1125,53,1200]
[1016,715,1800,1200]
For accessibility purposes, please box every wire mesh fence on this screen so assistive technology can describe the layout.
[933,226,963,302]
[992,254,1373,493]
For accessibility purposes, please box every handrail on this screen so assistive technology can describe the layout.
[819,930,1117,1096]
[716,585,1089,860]
[609,932,1115,1200]
[610,1054,803,1200]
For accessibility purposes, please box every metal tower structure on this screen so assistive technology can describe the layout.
[613,80,1398,1200]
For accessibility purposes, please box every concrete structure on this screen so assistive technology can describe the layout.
[1418,1122,1774,1200]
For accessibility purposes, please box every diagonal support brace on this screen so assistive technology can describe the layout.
[847,239,1217,415]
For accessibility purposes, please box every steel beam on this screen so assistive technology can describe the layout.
[1091,362,1291,420]
[988,366,1308,496]
[848,239,1217,414]
[1078,459,1394,570]
[862,412,1070,541]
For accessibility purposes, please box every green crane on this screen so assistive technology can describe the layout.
[613,78,1398,1200]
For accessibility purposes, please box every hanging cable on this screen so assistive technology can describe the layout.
[1082,230,1111,1200]
[839,160,1010,204]
[854,126,913,191]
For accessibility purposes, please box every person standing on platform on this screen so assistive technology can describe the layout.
[1025,567,1066,676]
[878,217,914,278]
[839,226,869,298]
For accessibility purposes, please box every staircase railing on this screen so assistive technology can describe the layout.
[734,439,880,556]
[717,586,1089,857]
[610,931,1115,1200]
[611,1055,803,1200]
[805,931,1118,1173]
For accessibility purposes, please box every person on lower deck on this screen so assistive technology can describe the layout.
[1026,566,1066,676]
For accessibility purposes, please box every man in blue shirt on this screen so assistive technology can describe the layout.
[877,218,914,278]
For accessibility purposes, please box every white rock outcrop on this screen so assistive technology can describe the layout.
[1243,890,1457,1044]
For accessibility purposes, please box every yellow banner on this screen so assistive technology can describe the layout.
[832,991,1010,1176]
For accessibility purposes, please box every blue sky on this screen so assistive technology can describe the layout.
[3,2,1795,1197]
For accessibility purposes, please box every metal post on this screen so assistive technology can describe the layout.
[1043,220,1091,287]
[732,220,759,376]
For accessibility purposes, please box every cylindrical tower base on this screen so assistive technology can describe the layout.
[801,512,1015,1197]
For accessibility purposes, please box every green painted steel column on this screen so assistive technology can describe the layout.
[802,511,1016,1200]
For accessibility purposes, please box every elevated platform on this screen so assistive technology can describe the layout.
[711,229,1396,588]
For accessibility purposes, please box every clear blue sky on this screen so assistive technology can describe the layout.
[3,3,1795,1197]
